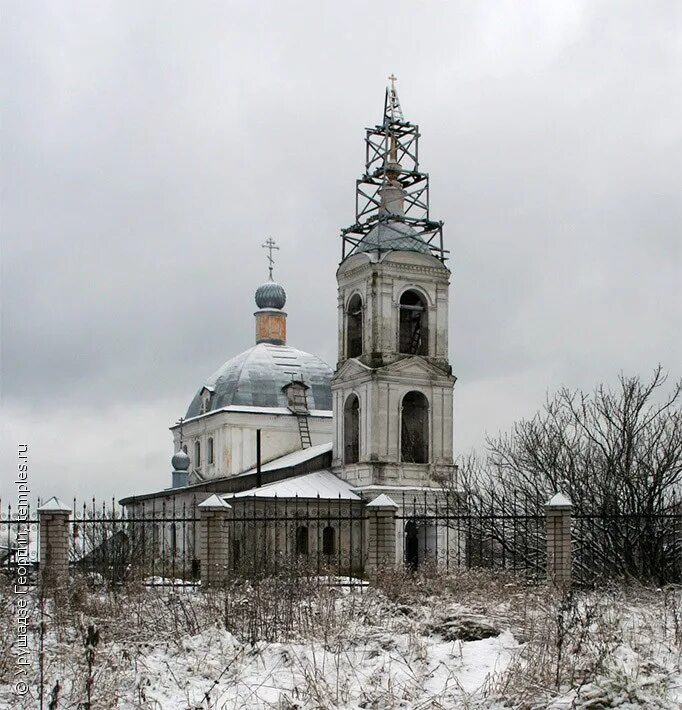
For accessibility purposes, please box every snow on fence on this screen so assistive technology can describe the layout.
[1,492,681,589]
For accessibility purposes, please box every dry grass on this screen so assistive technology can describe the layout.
[490,582,682,708]
[1,571,680,708]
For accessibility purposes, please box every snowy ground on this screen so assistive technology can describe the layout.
[1,571,680,708]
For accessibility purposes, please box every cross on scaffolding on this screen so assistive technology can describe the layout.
[261,238,279,280]
[386,73,403,123]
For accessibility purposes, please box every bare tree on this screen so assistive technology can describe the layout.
[449,367,682,583]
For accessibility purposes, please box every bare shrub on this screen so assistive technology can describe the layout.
[491,582,682,708]
[447,368,682,584]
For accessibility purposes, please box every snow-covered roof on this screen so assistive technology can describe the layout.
[119,442,334,505]
[239,442,332,476]
[225,470,361,501]
[177,405,333,426]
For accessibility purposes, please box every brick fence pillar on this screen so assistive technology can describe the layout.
[198,494,232,588]
[37,497,71,590]
[546,492,573,587]
[365,494,398,576]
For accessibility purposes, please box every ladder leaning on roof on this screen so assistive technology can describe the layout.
[297,412,312,449]
[283,379,313,449]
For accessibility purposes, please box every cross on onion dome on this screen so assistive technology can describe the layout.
[261,237,279,280]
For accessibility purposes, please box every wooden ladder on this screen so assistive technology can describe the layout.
[297,414,312,449]
[291,386,312,449]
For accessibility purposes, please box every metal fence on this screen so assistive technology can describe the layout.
[573,507,682,585]
[0,498,39,585]
[1,493,680,588]
[394,491,547,579]
[70,497,200,587]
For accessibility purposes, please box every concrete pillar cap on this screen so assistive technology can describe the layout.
[198,494,232,510]
[37,496,71,513]
[367,493,399,509]
[546,492,573,509]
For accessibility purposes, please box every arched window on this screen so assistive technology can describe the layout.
[207,437,214,465]
[182,444,188,454]
[344,394,360,464]
[399,290,428,355]
[194,440,201,467]
[296,526,309,555]
[346,294,363,358]
[401,391,429,463]
[322,526,336,556]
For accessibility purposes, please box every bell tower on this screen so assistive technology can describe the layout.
[331,78,456,490]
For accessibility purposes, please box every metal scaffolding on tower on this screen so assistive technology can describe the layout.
[341,75,448,262]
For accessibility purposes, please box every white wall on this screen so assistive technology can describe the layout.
[172,408,333,480]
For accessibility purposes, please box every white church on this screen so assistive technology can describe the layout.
[120,79,458,573]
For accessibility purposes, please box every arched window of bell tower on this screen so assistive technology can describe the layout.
[401,391,429,463]
[343,393,360,464]
[346,294,363,358]
[399,290,428,355]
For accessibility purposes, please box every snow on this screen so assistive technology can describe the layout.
[2,577,680,709]
[353,484,450,493]
[197,493,232,509]
[367,493,399,508]
[240,441,333,476]
[226,469,361,501]
[183,405,333,424]
[98,617,515,708]
[547,491,573,508]
[36,496,71,512]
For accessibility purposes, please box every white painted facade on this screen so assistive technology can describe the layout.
[171,407,333,483]
[331,249,457,489]
[335,250,451,369]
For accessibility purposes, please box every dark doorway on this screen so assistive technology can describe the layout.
[399,290,428,355]
[405,521,419,569]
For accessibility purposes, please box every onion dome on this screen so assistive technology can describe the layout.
[255,281,286,310]
[171,449,190,471]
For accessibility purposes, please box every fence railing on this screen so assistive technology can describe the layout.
[1,493,680,589]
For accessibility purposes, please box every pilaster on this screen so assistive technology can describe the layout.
[38,497,72,590]
[546,493,573,587]
[198,494,232,588]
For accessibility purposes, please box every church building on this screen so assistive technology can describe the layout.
[120,79,458,574]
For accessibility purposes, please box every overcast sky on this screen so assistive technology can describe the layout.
[1,1,680,504]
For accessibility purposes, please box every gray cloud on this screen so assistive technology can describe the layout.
[1,1,680,501]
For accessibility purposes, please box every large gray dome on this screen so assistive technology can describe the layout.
[255,281,286,309]
[355,220,432,255]
[186,343,332,418]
